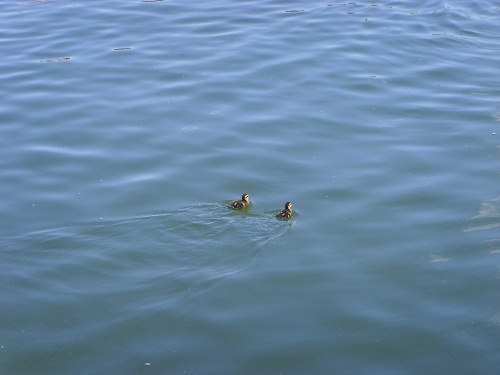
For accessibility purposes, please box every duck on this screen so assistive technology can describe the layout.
[276,202,293,220]
[228,193,250,210]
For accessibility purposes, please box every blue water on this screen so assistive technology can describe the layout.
[1,1,499,374]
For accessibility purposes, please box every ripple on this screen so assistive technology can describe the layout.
[4,202,294,305]
[1,0,499,373]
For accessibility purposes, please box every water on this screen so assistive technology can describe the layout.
[1,1,499,374]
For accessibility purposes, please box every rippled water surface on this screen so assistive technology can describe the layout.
[1,1,499,374]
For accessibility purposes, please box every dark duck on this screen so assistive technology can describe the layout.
[228,194,250,210]
[276,202,293,220]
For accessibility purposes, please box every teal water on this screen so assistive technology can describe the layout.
[1,1,499,374]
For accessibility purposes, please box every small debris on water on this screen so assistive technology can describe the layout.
[40,57,70,63]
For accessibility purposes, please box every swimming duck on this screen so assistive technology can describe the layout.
[276,202,293,220]
[228,194,250,210]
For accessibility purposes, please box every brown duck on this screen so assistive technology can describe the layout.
[276,202,293,220]
[228,194,250,210]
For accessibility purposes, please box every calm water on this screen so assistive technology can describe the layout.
[1,0,499,374]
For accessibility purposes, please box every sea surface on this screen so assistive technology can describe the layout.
[1,1,499,374]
